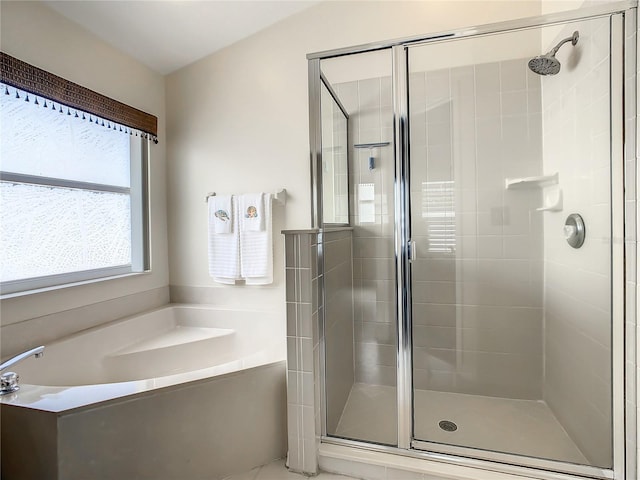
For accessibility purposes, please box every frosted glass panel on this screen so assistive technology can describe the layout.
[0,183,131,282]
[0,89,130,187]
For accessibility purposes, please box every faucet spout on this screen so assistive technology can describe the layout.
[0,346,44,395]
[0,346,45,372]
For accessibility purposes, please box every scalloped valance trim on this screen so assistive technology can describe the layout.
[0,51,158,143]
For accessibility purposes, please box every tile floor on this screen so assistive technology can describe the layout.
[333,383,587,464]
[226,385,589,480]
[223,458,357,480]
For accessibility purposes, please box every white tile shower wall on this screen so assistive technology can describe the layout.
[335,58,544,398]
[541,17,613,467]
[408,58,544,399]
[334,78,398,389]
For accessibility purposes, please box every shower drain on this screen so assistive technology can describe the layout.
[438,420,458,432]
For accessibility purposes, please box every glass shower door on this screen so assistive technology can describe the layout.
[319,49,399,447]
[407,16,615,471]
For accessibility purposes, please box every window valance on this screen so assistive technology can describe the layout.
[0,52,158,143]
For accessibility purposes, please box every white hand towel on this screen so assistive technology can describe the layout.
[240,193,273,285]
[208,195,241,283]
[209,195,233,234]
[240,193,265,232]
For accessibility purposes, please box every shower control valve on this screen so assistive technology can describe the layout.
[564,213,585,249]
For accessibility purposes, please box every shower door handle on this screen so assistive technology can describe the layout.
[408,240,416,262]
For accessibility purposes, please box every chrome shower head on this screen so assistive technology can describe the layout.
[528,55,561,76]
[528,31,579,76]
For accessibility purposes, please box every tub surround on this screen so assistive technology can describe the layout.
[170,284,282,311]
[0,286,169,360]
[0,305,283,411]
[0,304,287,480]
[1,362,286,480]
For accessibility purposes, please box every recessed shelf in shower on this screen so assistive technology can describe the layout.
[505,172,559,189]
[505,173,562,212]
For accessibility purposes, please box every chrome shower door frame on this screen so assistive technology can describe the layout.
[309,2,637,479]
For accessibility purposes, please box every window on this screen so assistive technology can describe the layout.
[0,53,156,295]
[421,180,456,254]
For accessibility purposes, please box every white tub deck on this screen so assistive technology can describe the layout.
[0,304,285,412]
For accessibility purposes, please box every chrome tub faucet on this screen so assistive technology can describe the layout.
[0,346,44,395]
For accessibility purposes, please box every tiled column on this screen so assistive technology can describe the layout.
[283,230,320,475]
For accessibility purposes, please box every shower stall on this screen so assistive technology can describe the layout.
[307,2,637,479]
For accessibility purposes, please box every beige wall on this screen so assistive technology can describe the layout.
[164,1,543,315]
[0,1,169,357]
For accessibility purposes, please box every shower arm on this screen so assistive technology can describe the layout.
[548,32,579,56]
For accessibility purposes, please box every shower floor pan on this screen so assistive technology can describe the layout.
[333,383,587,464]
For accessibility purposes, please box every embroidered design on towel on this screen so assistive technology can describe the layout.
[214,210,230,222]
[245,206,258,219]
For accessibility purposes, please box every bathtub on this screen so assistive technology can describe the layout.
[0,304,287,480]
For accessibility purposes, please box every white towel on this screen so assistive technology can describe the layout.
[208,195,241,284]
[240,193,265,232]
[209,195,233,234]
[240,193,273,285]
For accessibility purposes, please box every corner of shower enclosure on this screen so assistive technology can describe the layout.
[304,3,639,479]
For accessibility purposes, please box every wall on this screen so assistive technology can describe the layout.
[321,84,349,224]
[283,230,320,475]
[1,362,286,480]
[306,2,636,478]
[284,227,354,475]
[322,230,355,435]
[409,55,544,400]
[541,15,614,467]
[164,0,543,318]
[331,73,397,390]
[543,0,638,473]
[324,37,546,400]
[0,1,169,358]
